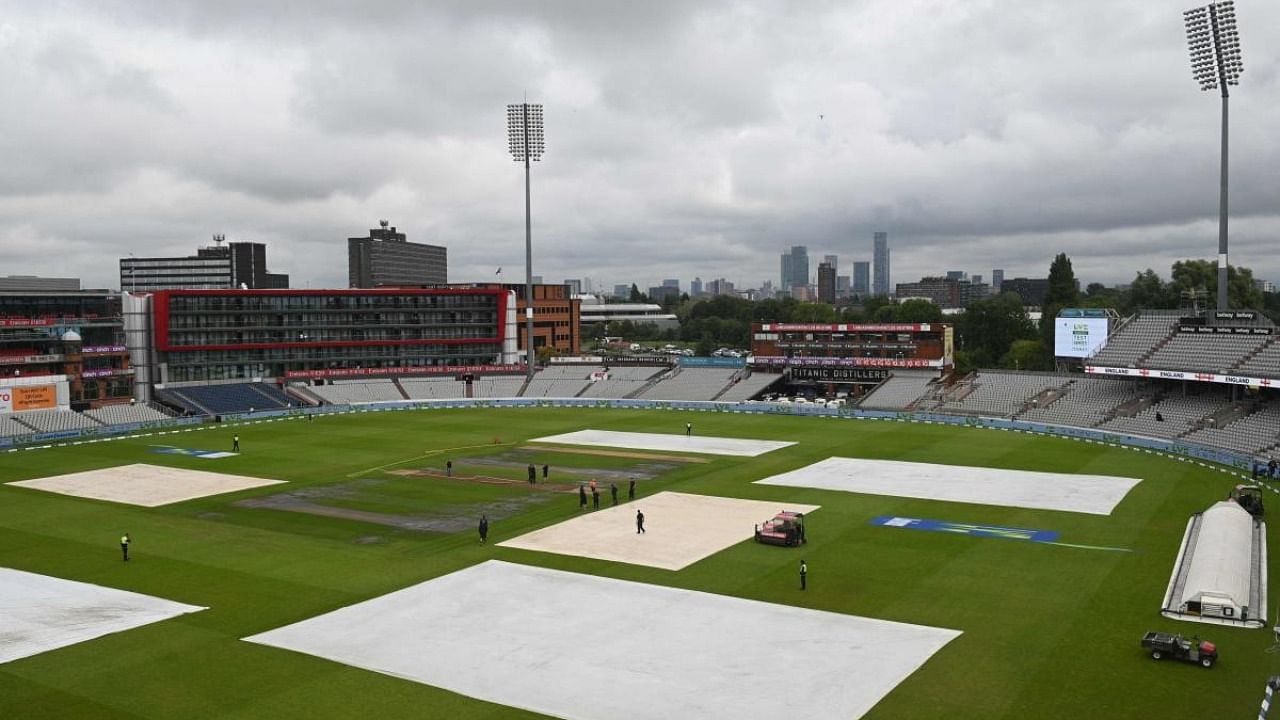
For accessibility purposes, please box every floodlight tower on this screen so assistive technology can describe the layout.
[1184,1,1243,311]
[507,102,544,381]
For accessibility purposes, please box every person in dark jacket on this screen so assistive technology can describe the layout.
[579,483,588,510]
[610,482,618,506]
[636,509,646,534]
[629,479,636,501]
[478,515,489,544]
[800,559,807,590]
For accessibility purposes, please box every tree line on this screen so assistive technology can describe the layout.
[598,258,1277,370]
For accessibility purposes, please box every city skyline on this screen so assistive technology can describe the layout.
[0,3,1278,292]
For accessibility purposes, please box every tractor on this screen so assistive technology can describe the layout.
[1229,484,1264,517]
[754,511,806,546]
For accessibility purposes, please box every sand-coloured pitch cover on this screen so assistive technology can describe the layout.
[0,568,205,664]
[499,491,820,570]
[245,560,960,720]
[7,463,285,507]
[756,457,1140,515]
[530,429,794,457]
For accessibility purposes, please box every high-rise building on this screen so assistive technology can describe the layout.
[823,254,838,275]
[706,278,735,296]
[121,236,289,292]
[348,221,446,288]
[780,245,809,292]
[817,262,836,304]
[945,270,966,281]
[613,284,631,300]
[971,274,983,285]
[1255,279,1275,293]
[691,277,703,296]
[836,275,851,298]
[564,279,583,295]
[1001,277,1049,306]
[0,276,80,292]
[872,232,890,296]
[853,261,871,297]
[662,279,680,292]
[992,269,1004,294]
[895,276,989,309]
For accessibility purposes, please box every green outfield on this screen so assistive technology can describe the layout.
[0,407,1274,719]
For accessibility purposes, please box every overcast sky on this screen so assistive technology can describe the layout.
[1,1,1277,294]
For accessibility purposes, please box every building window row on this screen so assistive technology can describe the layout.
[168,294,495,313]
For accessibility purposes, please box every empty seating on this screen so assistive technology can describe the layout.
[1016,378,1142,427]
[1234,338,1280,378]
[474,376,526,398]
[858,371,936,410]
[1097,394,1230,440]
[579,366,668,399]
[84,404,172,425]
[309,380,404,404]
[1180,404,1280,456]
[1144,332,1271,373]
[522,366,599,398]
[13,409,103,433]
[716,370,783,402]
[0,414,34,438]
[931,371,1066,417]
[158,382,294,415]
[400,378,468,400]
[635,368,738,401]
[1088,312,1181,367]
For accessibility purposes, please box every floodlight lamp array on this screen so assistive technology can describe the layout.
[506,103,545,162]
[1183,1,1243,91]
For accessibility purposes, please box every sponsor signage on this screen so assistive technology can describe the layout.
[1085,365,1276,388]
[0,354,64,366]
[284,364,524,379]
[82,345,128,354]
[1055,317,1108,358]
[1215,310,1257,322]
[1177,324,1272,335]
[81,368,133,378]
[760,323,933,333]
[0,317,54,327]
[870,516,1060,543]
[789,366,890,383]
[678,356,746,368]
[0,383,57,412]
[751,355,940,368]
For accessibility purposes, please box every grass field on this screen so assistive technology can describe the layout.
[1,407,1275,719]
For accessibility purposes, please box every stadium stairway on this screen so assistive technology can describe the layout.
[392,379,411,400]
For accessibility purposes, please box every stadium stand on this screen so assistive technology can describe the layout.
[1096,393,1232,440]
[473,376,526,398]
[1233,337,1280,378]
[857,371,936,410]
[12,409,103,433]
[157,382,294,415]
[1179,403,1280,457]
[522,366,599,398]
[309,379,405,404]
[399,378,468,400]
[1015,377,1144,428]
[635,367,739,401]
[0,414,35,438]
[929,371,1066,417]
[1087,310,1182,367]
[715,370,783,402]
[84,403,172,425]
[1144,332,1272,373]
[579,366,667,399]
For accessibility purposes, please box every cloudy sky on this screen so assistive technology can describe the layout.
[1,0,1277,293]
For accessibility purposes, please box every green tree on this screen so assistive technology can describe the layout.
[1169,259,1264,310]
[1039,253,1080,368]
[1002,339,1047,370]
[956,293,1037,368]
[894,299,944,323]
[1122,269,1175,312]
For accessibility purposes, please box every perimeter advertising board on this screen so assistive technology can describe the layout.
[1055,317,1108,358]
[0,384,57,413]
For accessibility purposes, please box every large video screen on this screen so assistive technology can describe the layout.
[1055,317,1108,358]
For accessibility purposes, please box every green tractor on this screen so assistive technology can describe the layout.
[1230,484,1264,517]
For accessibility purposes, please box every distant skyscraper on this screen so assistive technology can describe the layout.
[564,279,582,295]
[817,262,836,303]
[124,236,289,292]
[823,254,838,275]
[836,275,851,298]
[781,245,809,292]
[853,261,870,297]
[945,270,966,281]
[992,269,1004,294]
[691,277,703,296]
[971,274,983,285]
[662,279,679,291]
[612,284,630,299]
[872,233,890,296]
[348,221,445,288]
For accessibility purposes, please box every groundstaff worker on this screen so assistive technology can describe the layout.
[121,533,131,562]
